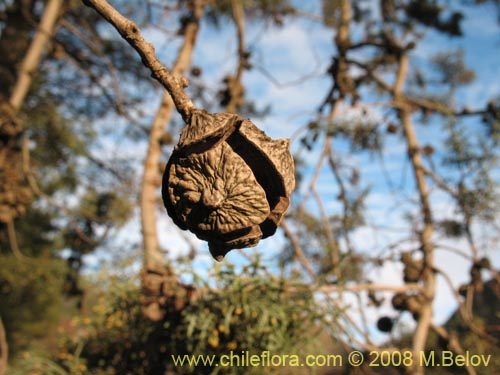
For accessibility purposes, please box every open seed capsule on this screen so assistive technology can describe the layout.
[162,109,295,261]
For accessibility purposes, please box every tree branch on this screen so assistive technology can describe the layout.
[59,18,126,115]
[9,0,63,111]
[82,0,196,122]
[281,219,318,282]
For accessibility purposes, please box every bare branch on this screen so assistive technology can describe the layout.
[281,219,318,282]
[82,0,196,122]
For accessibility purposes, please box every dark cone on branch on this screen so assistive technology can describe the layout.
[162,109,295,261]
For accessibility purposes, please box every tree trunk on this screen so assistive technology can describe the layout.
[9,0,63,111]
[140,0,203,320]
[0,0,63,255]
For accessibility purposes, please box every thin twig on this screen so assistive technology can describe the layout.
[82,0,196,122]
[60,18,125,114]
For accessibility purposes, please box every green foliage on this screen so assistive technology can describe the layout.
[50,262,326,375]
[62,188,133,255]
[321,0,343,28]
[23,84,87,195]
[205,0,295,26]
[182,263,322,356]
[442,120,500,223]
[6,207,62,257]
[327,119,383,152]
[436,219,465,238]
[432,50,476,86]
[405,0,464,36]
[0,254,67,356]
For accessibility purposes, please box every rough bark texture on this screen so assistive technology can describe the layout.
[9,0,63,111]
[1,0,63,257]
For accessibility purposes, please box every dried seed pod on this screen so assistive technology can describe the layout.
[162,109,295,261]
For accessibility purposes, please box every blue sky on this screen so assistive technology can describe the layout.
[84,0,500,344]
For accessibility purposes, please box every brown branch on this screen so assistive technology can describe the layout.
[348,58,489,118]
[281,219,318,282]
[436,266,499,345]
[422,165,482,261]
[254,63,322,89]
[326,294,379,351]
[231,0,245,84]
[326,147,355,250]
[390,31,435,374]
[9,0,63,111]
[312,187,340,277]
[422,165,458,198]
[22,134,42,197]
[82,0,196,122]
[222,0,247,114]
[299,100,344,274]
